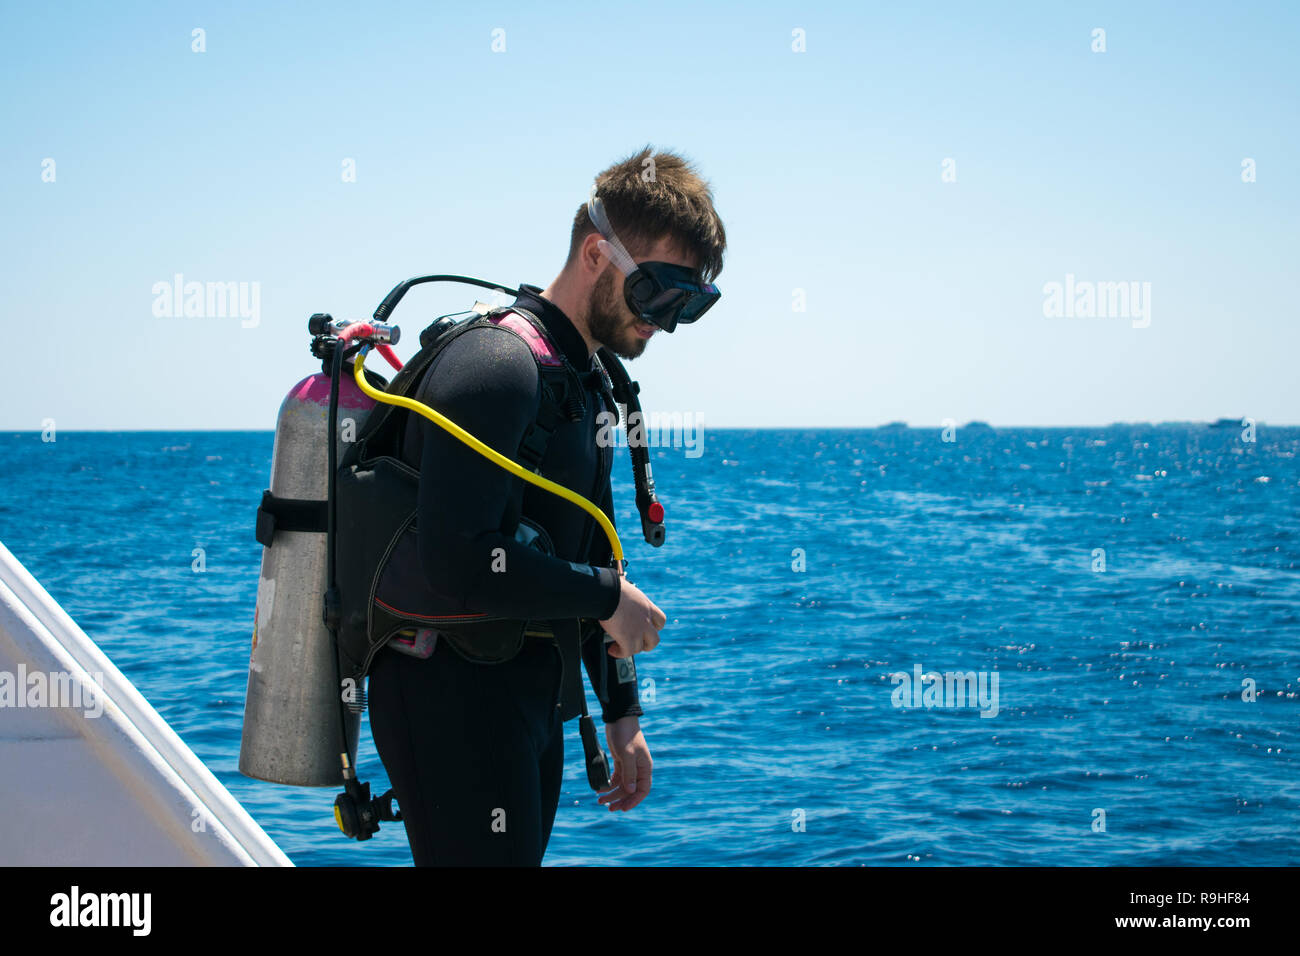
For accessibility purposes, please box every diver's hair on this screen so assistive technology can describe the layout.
[568,146,726,283]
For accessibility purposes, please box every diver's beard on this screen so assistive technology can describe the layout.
[587,271,647,360]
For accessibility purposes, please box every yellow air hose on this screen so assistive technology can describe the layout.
[352,346,624,566]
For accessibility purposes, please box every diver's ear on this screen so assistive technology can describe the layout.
[578,230,607,275]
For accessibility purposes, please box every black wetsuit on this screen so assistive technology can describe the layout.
[368,284,641,866]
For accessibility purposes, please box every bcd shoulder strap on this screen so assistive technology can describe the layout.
[495,307,587,470]
[344,305,579,470]
[343,316,483,468]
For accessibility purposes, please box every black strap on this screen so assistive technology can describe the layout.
[496,307,585,470]
[583,360,618,425]
[549,617,610,789]
[547,618,585,722]
[552,617,613,790]
[255,489,327,547]
[516,365,582,469]
[588,619,610,705]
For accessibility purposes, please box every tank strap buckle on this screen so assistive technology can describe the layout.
[255,489,328,547]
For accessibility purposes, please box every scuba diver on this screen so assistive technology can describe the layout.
[364,147,727,865]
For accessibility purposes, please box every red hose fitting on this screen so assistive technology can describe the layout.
[337,322,374,344]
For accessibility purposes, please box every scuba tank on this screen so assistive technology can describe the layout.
[239,332,386,787]
[238,275,667,842]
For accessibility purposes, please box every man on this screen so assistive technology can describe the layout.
[366,147,727,865]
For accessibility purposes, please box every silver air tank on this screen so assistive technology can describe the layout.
[239,368,375,786]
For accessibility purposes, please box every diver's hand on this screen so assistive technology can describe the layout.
[598,716,651,811]
[598,575,665,658]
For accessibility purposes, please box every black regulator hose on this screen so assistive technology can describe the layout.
[598,348,666,548]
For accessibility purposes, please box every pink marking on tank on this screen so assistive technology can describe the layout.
[287,372,377,409]
[491,312,564,367]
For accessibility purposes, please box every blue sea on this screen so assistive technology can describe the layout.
[2,425,1297,866]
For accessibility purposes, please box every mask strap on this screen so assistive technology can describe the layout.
[587,184,640,276]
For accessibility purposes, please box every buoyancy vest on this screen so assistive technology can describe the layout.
[332,306,619,721]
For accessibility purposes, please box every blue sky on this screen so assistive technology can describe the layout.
[3,1,1297,428]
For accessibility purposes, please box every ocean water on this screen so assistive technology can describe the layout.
[1,424,1297,866]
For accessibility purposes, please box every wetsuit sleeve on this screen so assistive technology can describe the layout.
[582,481,643,723]
[412,326,623,620]
[582,631,642,723]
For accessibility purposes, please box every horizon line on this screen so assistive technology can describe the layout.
[2,421,1293,434]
